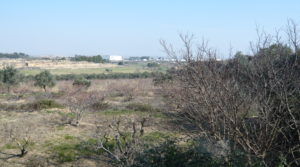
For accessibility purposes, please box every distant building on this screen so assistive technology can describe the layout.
[109,55,123,62]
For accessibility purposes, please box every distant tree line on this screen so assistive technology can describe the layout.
[70,55,104,63]
[0,66,56,92]
[0,52,30,59]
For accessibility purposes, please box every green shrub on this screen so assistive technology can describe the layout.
[133,140,227,167]
[51,138,118,163]
[64,135,76,140]
[52,143,77,163]
[72,77,91,88]
[142,132,173,143]
[34,70,56,92]
[133,140,207,167]
[147,62,160,68]
[105,68,112,72]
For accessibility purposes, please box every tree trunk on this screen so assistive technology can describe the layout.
[18,148,28,157]
[7,86,10,94]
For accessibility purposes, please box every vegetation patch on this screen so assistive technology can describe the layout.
[126,103,156,112]
[56,125,65,131]
[52,143,78,163]
[134,140,224,167]
[142,131,176,143]
[23,99,64,111]
[50,138,106,163]
[64,135,76,140]
[151,112,168,119]
[100,109,141,116]
[72,76,91,88]
[2,143,18,150]
[147,62,160,68]
[90,100,110,111]
[1,141,35,151]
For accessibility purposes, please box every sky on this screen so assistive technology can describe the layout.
[0,0,300,58]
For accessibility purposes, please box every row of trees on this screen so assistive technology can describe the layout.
[0,52,30,59]
[0,66,56,92]
[70,55,104,63]
[0,67,159,93]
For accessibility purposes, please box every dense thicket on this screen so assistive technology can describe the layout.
[158,28,300,166]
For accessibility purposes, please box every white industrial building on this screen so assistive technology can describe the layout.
[109,55,123,62]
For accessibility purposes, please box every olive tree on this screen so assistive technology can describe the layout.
[34,70,56,92]
[0,66,22,93]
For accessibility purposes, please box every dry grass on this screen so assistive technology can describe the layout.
[0,59,116,69]
[0,78,171,166]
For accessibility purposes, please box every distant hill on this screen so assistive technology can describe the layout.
[0,52,30,59]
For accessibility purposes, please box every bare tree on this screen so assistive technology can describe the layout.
[286,19,300,56]
[95,118,147,167]
[64,88,100,127]
[159,22,300,166]
[1,123,33,158]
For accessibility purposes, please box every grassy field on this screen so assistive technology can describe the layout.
[19,62,170,75]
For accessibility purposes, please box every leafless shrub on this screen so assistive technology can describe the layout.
[1,123,33,158]
[107,81,136,101]
[159,21,300,166]
[94,118,147,167]
[64,90,100,126]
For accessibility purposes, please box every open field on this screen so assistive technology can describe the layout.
[20,64,155,75]
[20,66,148,75]
[0,79,178,167]
[0,59,116,69]
[0,59,170,75]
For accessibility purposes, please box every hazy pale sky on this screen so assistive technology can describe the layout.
[0,0,299,58]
